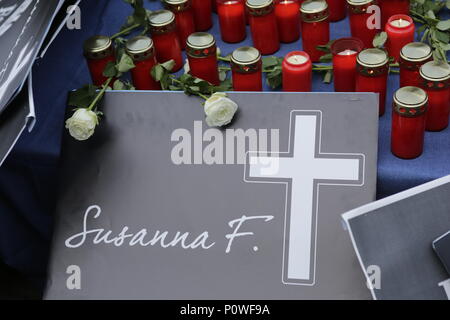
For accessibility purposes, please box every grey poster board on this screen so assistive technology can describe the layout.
[46,91,379,299]
[343,175,450,300]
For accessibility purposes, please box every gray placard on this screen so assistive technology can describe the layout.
[46,91,379,299]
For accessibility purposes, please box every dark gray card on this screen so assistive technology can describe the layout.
[46,91,379,299]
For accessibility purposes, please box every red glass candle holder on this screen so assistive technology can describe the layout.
[399,42,432,88]
[83,35,116,86]
[247,0,280,55]
[192,0,213,31]
[391,86,428,159]
[355,48,389,116]
[331,37,364,92]
[327,0,347,22]
[126,36,161,90]
[212,0,217,12]
[385,14,415,62]
[379,0,410,28]
[231,46,263,91]
[282,51,312,92]
[347,0,379,49]
[164,0,196,50]
[186,33,220,85]
[274,0,301,43]
[420,61,450,131]
[217,0,247,43]
[149,10,183,72]
[301,0,330,63]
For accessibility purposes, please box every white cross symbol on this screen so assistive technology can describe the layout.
[245,111,364,285]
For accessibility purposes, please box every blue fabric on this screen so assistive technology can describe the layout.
[0,0,449,284]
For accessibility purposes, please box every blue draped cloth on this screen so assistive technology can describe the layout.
[0,0,449,286]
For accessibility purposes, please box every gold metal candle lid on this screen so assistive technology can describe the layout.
[420,61,450,82]
[301,0,329,22]
[231,46,262,73]
[83,35,113,59]
[246,0,275,16]
[126,36,155,62]
[400,42,432,63]
[164,0,191,12]
[393,86,428,117]
[149,10,176,34]
[347,0,374,13]
[357,48,389,76]
[186,32,217,58]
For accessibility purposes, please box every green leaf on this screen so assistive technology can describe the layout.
[437,19,450,31]
[322,70,333,84]
[262,56,280,69]
[68,84,98,109]
[116,52,135,73]
[160,59,176,72]
[319,53,333,63]
[373,32,388,48]
[113,80,126,90]
[103,61,117,77]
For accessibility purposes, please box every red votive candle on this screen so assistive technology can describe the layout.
[282,51,312,92]
[399,42,432,88]
[83,36,116,86]
[420,61,450,131]
[355,48,389,116]
[126,36,161,90]
[379,0,410,28]
[212,0,217,12]
[385,14,414,62]
[164,0,196,50]
[347,0,379,49]
[247,0,280,55]
[301,0,330,63]
[192,0,213,31]
[274,0,301,43]
[327,0,347,22]
[231,46,263,91]
[186,33,220,85]
[331,37,364,92]
[149,10,183,72]
[391,86,428,159]
[217,0,247,43]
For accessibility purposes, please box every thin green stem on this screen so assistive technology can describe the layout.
[218,56,231,62]
[88,77,113,111]
[111,23,141,40]
[197,92,209,100]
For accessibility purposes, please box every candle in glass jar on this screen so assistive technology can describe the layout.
[327,0,347,22]
[217,0,247,43]
[331,37,364,92]
[231,46,263,91]
[420,61,450,131]
[149,10,183,72]
[274,0,301,43]
[282,51,312,92]
[301,0,330,63]
[164,0,196,50]
[126,36,161,90]
[192,0,213,31]
[247,0,280,55]
[347,0,379,49]
[355,48,389,116]
[399,42,432,88]
[83,35,116,86]
[385,14,415,62]
[186,33,220,85]
[391,86,428,159]
[379,0,410,27]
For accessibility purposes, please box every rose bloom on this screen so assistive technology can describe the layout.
[65,108,99,141]
[204,92,238,127]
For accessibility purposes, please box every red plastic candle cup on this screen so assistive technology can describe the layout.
[212,0,217,12]
[149,10,183,72]
[217,0,247,43]
[391,86,428,159]
[126,36,161,90]
[301,0,330,63]
[347,0,379,49]
[282,51,312,92]
[327,0,347,22]
[247,0,280,55]
[331,37,364,92]
[355,48,389,116]
[419,61,450,131]
[231,46,263,91]
[274,0,301,43]
[164,0,196,50]
[385,14,414,62]
[399,42,432,88]
[83,36,116,86]
[186,33,220,85]
[379,0,410,27]
[192,0,213,31]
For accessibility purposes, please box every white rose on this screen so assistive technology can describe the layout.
[65,109,99,141]
[204,93,238,127]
